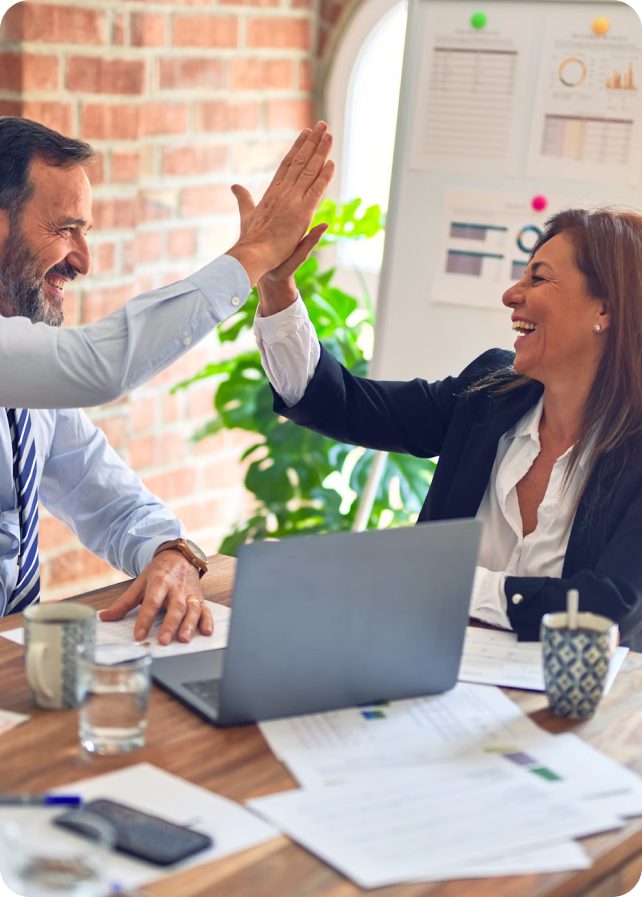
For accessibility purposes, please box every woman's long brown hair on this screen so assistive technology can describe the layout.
[471,207,642,493]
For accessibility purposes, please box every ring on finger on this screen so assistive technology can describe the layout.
[186,596,203,610]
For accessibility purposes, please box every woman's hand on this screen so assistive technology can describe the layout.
[257,222,328,317]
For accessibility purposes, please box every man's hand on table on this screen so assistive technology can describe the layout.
[99,551,213,645]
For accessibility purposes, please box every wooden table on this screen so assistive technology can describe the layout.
[1,555,642,897]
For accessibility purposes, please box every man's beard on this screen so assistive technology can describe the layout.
[0,225,76,326]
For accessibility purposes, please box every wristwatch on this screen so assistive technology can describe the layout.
[153,538,208,578]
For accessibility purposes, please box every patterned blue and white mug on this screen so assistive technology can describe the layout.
[540,611,618,720]
[24,604,96,709]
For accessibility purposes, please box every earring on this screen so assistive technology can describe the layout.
[593,323,603,333]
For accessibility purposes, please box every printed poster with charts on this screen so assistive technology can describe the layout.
[432,189,565,310]
[409,3,530,175]
[527,5,642,185]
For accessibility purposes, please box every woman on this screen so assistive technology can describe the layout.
[254,208,642,648]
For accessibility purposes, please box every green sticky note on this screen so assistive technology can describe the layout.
[471,11,488,29]
[531,766,563,782]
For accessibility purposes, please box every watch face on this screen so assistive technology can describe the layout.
[185,539,207,563]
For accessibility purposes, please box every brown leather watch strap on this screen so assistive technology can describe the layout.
[153,538,208,578]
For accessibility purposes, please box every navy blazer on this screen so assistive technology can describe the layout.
[274,347,642,648]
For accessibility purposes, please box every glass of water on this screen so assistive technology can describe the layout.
[0,813,114,897]
[77,643,151,755]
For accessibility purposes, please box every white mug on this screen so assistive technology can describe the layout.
[23,603,96,709]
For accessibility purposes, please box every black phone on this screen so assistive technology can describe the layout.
[54,798,214,866]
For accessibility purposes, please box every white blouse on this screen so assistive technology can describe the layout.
[254,298,586,633]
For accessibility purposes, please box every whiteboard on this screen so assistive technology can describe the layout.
[372,0,642,381]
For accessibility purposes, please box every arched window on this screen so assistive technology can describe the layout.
[324,0,408,275]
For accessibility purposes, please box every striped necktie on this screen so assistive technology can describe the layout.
[6,408,40,614]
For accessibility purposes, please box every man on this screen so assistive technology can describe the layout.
[0,116,333,644]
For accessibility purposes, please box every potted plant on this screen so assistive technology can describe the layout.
[173,199,434,555]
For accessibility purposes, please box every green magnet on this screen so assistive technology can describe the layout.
[471,11,488,29]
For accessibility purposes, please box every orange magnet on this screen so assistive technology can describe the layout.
[592,16,610,36]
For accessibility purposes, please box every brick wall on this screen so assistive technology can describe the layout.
[0,0,336,600]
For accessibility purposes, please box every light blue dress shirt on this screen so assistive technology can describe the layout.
[0,254,251,614]
[0,254,250,408]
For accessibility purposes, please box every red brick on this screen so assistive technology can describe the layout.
[20,101,72,135]
[82,283,137,323]
[321,0,343,26]
[172,498,220,532]
[180,183,237,218]
[43,547,112,589]
[128,432,188,470]
[131,12,167,47]
[172,15,238,48]
[2,3,107,44]
[86,152,105,186]
[219,0,279,7]
[23,53,59,90]
[67,56,145,95]
[92,198,137,231]
[167,228,197,259]
[128,395,158,432]
[232,138,287,174]
[197,100,260,133]
[158,58,225,90]
[39,515,75,553]
[137,189,177,222]
[61,285,80,325]
[187,384,215,419]
[0,52,58,92]
[144,467,198,503]
[82,104,139,140]
[267,98,314,130]
[246,17,311,50]
[112,11,126,45]
[162,391,183,424]
[229,58,293,91]
[92,241,117,275]
[111,150,140,183]
[140,103,189,136]
[136,0,213,5]
[299,60,313,91]
[162,144,228,176]
[95,413,129,449]
[0,101,21,116]
[134,230,166,263]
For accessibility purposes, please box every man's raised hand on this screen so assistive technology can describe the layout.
[226,122,333,285]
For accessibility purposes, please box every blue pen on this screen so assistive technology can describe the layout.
[0,795,83,806]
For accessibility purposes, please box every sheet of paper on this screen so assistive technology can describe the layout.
[1,601,230,660]
[248,761,612,888]
[0,763,276,893]
[526,5,642,185]
[500,732,642,820]
[0,708,28,735]
[260,682,547,761]
[432,189,568,311]
[459,626,628,693]
[409,3,530,175]
[260,682,554,788]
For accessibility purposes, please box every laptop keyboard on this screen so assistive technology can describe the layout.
[184,678,221,711]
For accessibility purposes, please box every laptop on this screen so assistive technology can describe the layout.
[152,519,481,726]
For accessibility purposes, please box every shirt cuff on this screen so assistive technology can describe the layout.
[469,566,512,630]
[189,254,251,316]
[254,295,309,343]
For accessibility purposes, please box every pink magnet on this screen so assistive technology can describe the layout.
[531,194,548,212]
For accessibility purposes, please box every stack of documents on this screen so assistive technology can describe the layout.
[249,683,642,886]
[459,626,628,691]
